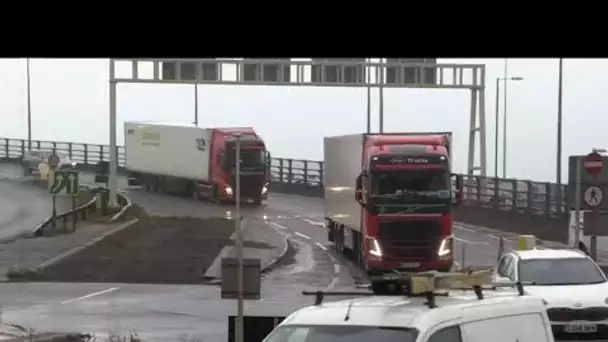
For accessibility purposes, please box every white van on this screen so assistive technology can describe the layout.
[262,271,554,342]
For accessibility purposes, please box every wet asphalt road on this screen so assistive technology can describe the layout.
[0,163,74,242]
[0,165,534,340]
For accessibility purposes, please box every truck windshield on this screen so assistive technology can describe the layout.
[225,149,266,168]
[370,170,450,199]
[519,258,607,285]
[263,325,418,342]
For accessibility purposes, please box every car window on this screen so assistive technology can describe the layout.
[519,257,606,285]
[497,255,512,277]
[427,325,462,342]
[505,258,516,280]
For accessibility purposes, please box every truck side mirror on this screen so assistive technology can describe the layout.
[355,174,363,203]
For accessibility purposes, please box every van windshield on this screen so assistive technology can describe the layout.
[263,325,418,342]
[519,258,607,285]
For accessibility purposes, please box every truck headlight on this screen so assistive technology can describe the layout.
[225,186,233,196]
[261,184,268,195]
[368,237,383,257]
[438,236,452,257]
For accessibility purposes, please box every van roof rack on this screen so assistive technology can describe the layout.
[303,269,526,308]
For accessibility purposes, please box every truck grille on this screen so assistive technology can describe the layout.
[231,174,265,199]
[547,307,608,322]
[378,220,441,261]
[551,323,608,340]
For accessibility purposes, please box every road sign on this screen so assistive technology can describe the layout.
[48,153,60,169]
[49,170,80,195]
[584,186,603,207]
[583,211,608,236]
[584,152,604,175]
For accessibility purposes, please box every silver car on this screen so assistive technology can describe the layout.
[22,149,78,175]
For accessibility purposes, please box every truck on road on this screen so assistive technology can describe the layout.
[324,132,463,276]
[125,122,270,205]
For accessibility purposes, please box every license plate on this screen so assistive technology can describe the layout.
[400,262,421,268]
[564,324,597,333]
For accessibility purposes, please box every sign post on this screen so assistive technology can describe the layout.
[49,165,80,231]
[47,152,60,228]
[584,151,604,260]
[569,150,608,258]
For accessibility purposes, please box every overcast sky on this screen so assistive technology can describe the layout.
[0,58,602,183]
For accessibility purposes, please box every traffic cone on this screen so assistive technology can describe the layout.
[497,236,504,262]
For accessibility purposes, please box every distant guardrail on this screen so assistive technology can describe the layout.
[1,138,568,234]
[32,185,130,237]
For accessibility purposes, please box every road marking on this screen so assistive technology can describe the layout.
[327,277,339,289]
[488,234,499,240]
[61,287,119,304]
[456,226,477,233]
[334,264,340,274]
[294,232,311,240]
[302,218,325,227]
[315,242,328,250]
[269,222,288,230]
[454,236,489,246]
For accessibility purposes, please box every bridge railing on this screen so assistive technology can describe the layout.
[0,137,566,216]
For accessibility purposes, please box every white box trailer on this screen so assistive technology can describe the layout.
[124,121,212,181]
[324,134,366,233]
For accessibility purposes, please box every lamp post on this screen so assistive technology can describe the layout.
[233,133,244,342]
[194,84,199,126]
[556,58,564,213]
[26,58,32,151]
[494,76,524,178]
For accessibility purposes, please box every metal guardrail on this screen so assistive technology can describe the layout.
[32,186,130,237]
[0,137,566,218]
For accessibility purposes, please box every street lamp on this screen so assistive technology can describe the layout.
[494,76,524,178]
[233,133,244,342]
[26,58,32,152]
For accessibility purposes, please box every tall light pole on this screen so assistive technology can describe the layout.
[26,58,32,151]
[494,76,524,178]
[502,59,508,178]
[379,59,385,133]
[233,133,244,342]
[366,58,371,133]
[194,84,199,126]
[556,58,564,213]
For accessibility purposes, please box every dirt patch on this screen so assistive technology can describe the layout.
[35,216,235,284]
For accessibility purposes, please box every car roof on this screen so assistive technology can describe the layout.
[512,249,587,260]
[280,292,547,332]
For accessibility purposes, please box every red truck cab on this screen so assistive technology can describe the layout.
[204,128,270,204]
[355,134,463,275]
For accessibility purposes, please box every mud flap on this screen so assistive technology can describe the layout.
[228,316,286,342]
